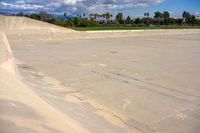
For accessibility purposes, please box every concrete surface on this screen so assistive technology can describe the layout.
[0,31,90,133]
[1,15,200,133]
[11,34,200,133]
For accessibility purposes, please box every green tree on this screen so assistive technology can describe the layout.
[163,11,170,19]
[182,11,191,19]
[79,19,99,27]
[66,18,74,27]
[40,11,53,22]
[54,19,65,26]
[163,11,170,25]
[175,18,183,25]
[154,11,163,18]
[165,18,175,25]
[144,12,150,25]
[30,13,41,20]
[79,19,88,27]
[126,16,132,24]
[74,16,80,26]
[134,18,141,24]
[115,13,124,24]
[105,12,112,24]
[64,12,67,17]
[182,11,193,24]
[144,12,149,18]
[110,14,113,19]
[147,12,150,17]
[189,15,197,25]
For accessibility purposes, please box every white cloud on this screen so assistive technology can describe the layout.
[64,0,85,5]
[0,1,47,10]
[0,0,165,13]
[195,11,200,16]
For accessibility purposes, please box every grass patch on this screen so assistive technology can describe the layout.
[71,26,200,31]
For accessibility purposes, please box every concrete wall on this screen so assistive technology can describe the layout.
[0,15,75,36]
[0,32,6,64]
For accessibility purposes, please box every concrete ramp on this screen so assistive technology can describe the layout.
[0,20,88,133]
[0,31,17,75]
[0,22,89,133]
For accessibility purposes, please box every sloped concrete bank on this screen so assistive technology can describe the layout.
[0,15,76,35]
[8,28,200,41]
[0,16,142,133]
[0,31,141,133]
[0,31,18,74]
[1,15,200,133]
[0,31,92,133]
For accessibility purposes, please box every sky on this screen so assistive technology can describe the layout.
[0,0,199,17]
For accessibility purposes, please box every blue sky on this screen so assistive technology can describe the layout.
[0,0,199,17]
[124,0,200,17]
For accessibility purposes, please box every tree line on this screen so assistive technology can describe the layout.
[14,11,200,27]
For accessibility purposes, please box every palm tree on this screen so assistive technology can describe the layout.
[110,14,113,19]
[182,11,187,19]
[144,12,150,18]
[115,13,124,24]
[182,11,191,19]
[64,12,67,17]
[163,11,170,25]
[105,13,112,24]
[182,11,191,23]
[126,16,132,24]
[163,11,170,19]
[144,13,147,17]
[154,11,162,18]
[147,12,150,17]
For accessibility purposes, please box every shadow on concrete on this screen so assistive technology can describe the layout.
[0,118,37,133]
[0,98,41,119]
[0,98,66,133]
